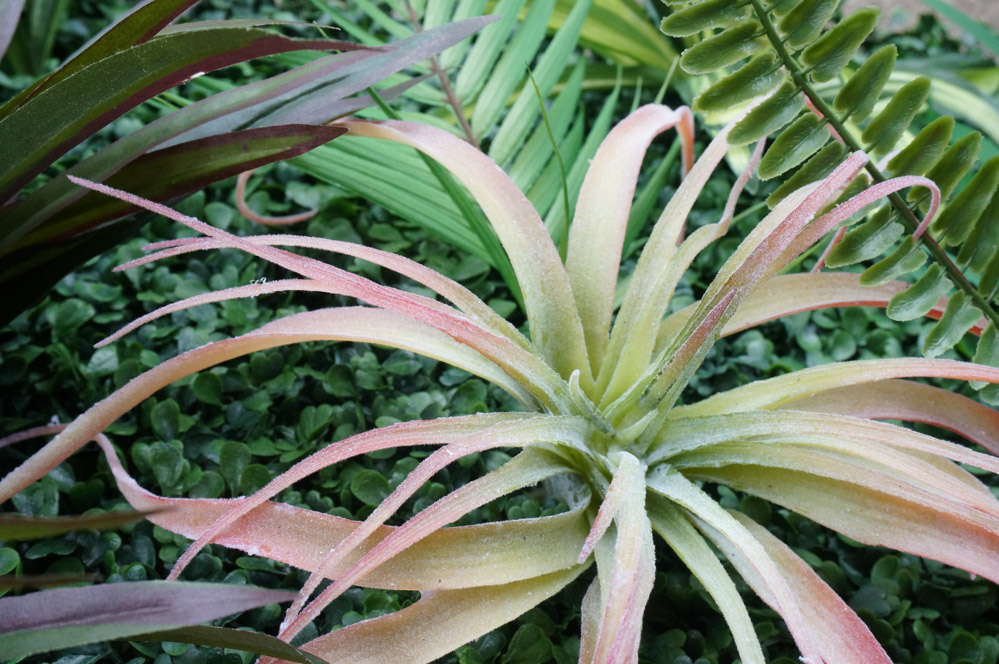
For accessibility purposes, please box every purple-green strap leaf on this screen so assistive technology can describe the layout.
[18,125,346,247]
[0,28,355,208]
[0,0,199,113]
[0,581,295,660]
[130,625,330,664]
[0,19,490,258]
[0,510,156,541]
[165,17,496,146]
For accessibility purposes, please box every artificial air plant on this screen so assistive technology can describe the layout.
[4,103,999,664]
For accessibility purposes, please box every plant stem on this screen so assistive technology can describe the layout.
[749,0,999,330]
[402,0,479,149]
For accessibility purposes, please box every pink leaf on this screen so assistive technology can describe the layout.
[780,378,999,454]
[729,511,891,663]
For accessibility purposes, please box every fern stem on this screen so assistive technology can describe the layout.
[749,0,999,330]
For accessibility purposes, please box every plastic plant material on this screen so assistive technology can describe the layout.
[662,0,999,364]
[0,581,297,659]
[0,0,493,326]
[3,105,999,664]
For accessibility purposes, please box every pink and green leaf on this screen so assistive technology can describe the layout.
[679,357,999,417]
[28,428,593,591]
[335,118,592,389]
[779,378,999,454]
[112,233,530,350]
[66,177,571,409]
[586,453,655,664]
[565,104,694,372]
[728,512,892,663]
[671,434,999,518]
[599,126,738,400]
[690,461,999,584]
[0,306,545,503]
[281,446,581,641]
[646,467,825,662]
[647,495,765,664]
[168,412,563,581]
[659,409,999,479]
[296,567,586,664]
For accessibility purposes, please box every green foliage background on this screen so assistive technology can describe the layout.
[2,1,999,663]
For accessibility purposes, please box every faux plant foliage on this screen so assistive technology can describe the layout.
[661,0,999,375]
[293,0,611,282]
[0,0,493,327]
[0,578,312,661]
[6,105,999,664]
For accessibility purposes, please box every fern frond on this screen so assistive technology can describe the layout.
[661,0,999,379]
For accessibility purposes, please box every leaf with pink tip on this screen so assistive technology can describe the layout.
[777,174,941,275]
[600,126,737,398]
[96,289,531,404]
[688,458,999,585]
[679,357,999,418]
[335,118,592,388]
[112,233,529,349]
[565,104,693,371]
[646,467,824,663]
[0,307,546,504]
[657,409,999,479]
[701,153,870,308]
[169,413,579,582]
[25,428,593,591]
[647,495,764,664]
[613,146,858,411]
[67,176,568,410]
[586,453,655,664]
[727,511,892,664]
[597,137,765,403]
[281,446,582,641]
[780,378,999,455]
[657,272,905,349]
[296,566,586,664]
[670,430,999,520]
